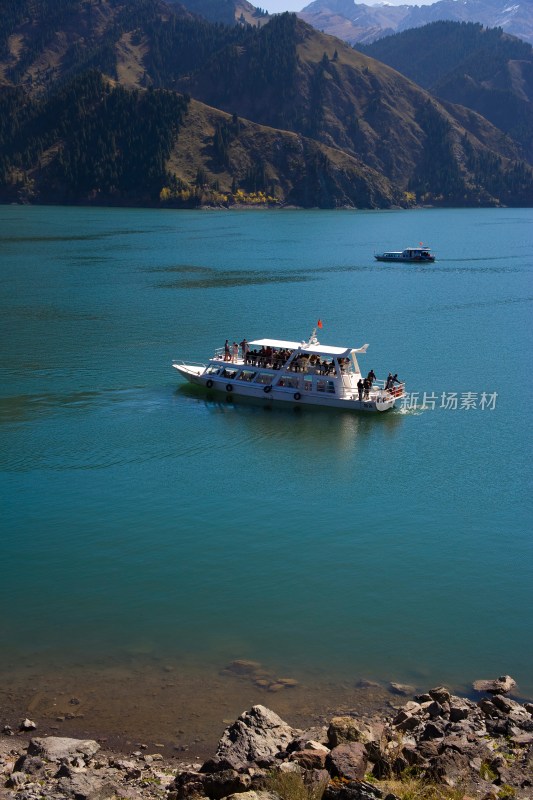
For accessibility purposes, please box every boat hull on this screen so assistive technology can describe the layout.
[375,255,435,263]
[173,364,396,413]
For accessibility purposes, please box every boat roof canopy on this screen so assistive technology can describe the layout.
[248,338,368,357]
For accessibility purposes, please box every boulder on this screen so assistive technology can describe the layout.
[323,779,385,800]
[428,687,451,705]
[429,748,471,787]
[416,740,441,760]
[27,737,100,763]
[391,711,419,733]
[202,769,252,799]
[288,728,329,751]
[13,755,45,775]
[216,706,297,768]
[426,701,447,719]
[224,793,279,800]
[288,749,327,769]
[491,695,523,715]
[509,712,533,732]
[306,768,330,791]
[449,701,471,723]
[472,676,516,695]
[226,660,262,675]
[478,698,501,718]
[326,742,368,781]
[328,717,383,748]
[56,773,118,800]
[7,772,28,789]
[172,769,207,799]
[200,757,242,774]
[439,735,477,757]
[356,680,381,689]
[421,721,445,740]
[510,731,533,745]
[401,744,428,767]
[389,683,414,697]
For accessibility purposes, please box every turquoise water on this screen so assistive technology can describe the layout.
[1,206,532,699]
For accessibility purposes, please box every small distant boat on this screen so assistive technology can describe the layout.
[375,245,435,263]
[173,328,405,413]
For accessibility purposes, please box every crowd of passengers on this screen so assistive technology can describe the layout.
[223,339,350,375]
[221,340,402,399]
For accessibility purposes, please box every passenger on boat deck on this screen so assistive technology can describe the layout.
[367,369,376,385]
[224,340,231,361]
[232,342,239,362]
[363,378,370,399]
[357,378,364,401]
[385,372,400,390]
[240,338,249,362]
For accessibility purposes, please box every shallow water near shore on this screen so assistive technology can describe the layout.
[1,205,532,748]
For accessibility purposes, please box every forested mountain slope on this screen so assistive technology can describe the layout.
[0,2,532,208]
[358,21,533,164]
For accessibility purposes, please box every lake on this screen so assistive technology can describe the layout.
[1,205,532,753]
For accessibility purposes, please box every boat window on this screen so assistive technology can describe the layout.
[206,366,222,375]
[304,376,313,391]
[316,380,336,394]
[277,376,299,389]
[327,381,335,394]
[222,368,238,379]
[316,380,326,393]
[238,370,256,382]
[255,372,273,385]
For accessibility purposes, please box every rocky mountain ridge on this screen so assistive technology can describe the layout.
[299,0,533,46]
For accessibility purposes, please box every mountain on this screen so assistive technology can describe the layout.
[359,21,533,164]
[0,70,398,208]
[167,0,270,27]
[300,0,533,46]
[1,2,532,208]
[175,14,533,203]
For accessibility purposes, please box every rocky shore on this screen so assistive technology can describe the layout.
[2,676,532,800]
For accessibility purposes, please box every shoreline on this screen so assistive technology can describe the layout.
[2,658,532,760]
[2,675,532,800]
[0,659,399,760]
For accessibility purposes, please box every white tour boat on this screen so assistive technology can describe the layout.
[173,329,404,412]
[375,245,435,263]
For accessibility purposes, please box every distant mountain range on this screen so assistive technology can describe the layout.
[299,0,533,46]
[0,1,532,208]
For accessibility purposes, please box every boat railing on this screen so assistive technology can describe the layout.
[172,359,207,368]
[388,382,405,398]
[372,379,405,398]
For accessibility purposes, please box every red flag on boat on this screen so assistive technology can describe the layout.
[317,319,323,328]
